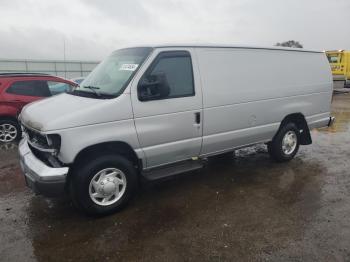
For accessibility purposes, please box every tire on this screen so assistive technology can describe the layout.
[268,122,300,162]
[70,154,138,216]
[0,119,21,143]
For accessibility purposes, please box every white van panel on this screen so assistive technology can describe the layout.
[196,48,332,107]
[200,92,330,154]
[195,48,333,155]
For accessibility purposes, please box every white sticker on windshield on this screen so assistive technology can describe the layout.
[119,64,139,71]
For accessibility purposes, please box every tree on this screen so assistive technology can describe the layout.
[275,40,303,48]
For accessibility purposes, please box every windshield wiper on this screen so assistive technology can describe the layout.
[82,85,101,97]
[69,85,116,99]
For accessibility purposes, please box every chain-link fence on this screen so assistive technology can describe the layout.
[0,59,99,79]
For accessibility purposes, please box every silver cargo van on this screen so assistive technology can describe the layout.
[18,45,335,215]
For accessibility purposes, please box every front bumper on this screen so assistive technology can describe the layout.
[18,138,69,197]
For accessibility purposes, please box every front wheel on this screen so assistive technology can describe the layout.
[268,122,300,162]
[70,154,138,216]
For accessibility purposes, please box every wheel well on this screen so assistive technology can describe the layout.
[73,141,141,170]
[278,113,312,145]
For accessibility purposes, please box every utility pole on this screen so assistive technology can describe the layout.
[63,37,67,78]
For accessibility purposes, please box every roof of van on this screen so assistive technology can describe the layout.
[326,50,350,53]
[130,44,322,53]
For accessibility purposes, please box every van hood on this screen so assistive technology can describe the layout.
[20,93,132,132]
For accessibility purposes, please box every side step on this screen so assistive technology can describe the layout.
[142,159,204,181]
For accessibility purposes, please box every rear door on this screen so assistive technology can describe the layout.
[130,48,203,168]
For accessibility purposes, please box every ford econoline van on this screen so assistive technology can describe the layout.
[18,45,334,215]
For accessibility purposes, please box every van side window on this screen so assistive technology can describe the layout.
[6,81,51,97]
[139,51,194,101]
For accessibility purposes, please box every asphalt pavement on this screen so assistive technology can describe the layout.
[1,93,350,262]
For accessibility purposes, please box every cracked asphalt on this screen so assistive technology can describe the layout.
[0,93,350,262]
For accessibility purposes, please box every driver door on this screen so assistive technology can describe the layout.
[131,49,203,168]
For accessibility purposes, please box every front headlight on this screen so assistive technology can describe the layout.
[22,125,61,156]
[46,134,61,154]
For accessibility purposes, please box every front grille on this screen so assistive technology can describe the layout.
[22,125,63,168]
[28,143,52,166]
[28,143,64,168]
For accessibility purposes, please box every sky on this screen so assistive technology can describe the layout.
[0,0,349,61]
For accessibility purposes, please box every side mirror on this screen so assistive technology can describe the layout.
[138,72,170,101]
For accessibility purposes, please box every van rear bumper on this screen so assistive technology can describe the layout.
[328,116,336,127]
[18,138,69,197]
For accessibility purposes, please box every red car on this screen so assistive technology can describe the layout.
[0,73,78,143]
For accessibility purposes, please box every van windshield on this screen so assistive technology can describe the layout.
[73,47,152,99]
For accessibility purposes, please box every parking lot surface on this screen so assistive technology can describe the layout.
[1,94,350,261]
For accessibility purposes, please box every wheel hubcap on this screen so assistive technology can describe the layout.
[89,168,127,206]
[282,130,297,155]
[0,124,17,143]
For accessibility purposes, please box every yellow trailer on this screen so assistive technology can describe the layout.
[326,50,350,87]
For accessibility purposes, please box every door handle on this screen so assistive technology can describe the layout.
[195,112,201,124]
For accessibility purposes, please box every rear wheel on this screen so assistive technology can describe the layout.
[70,154,138,216]
[268,122,300,162]
[0,120,21,143]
